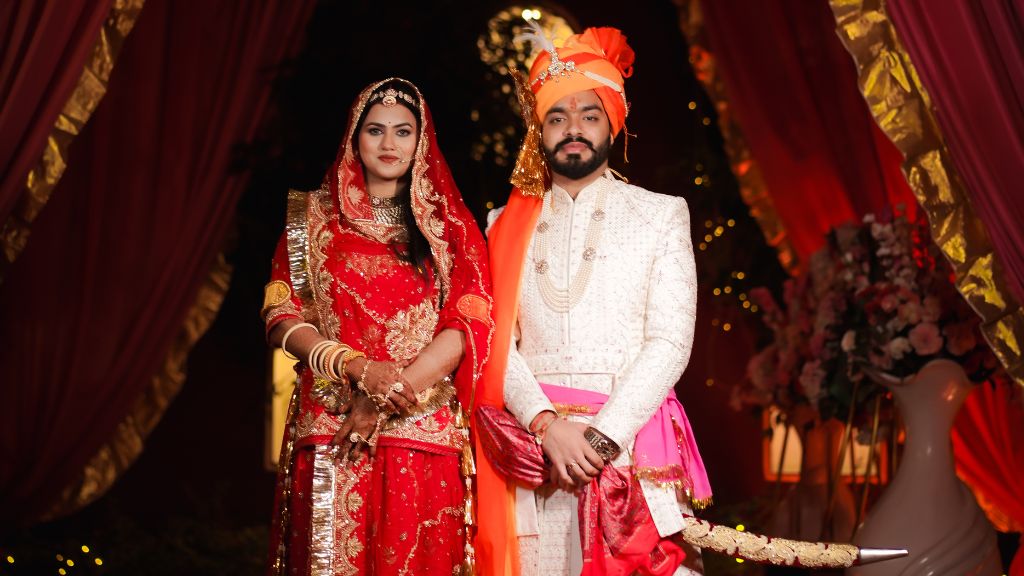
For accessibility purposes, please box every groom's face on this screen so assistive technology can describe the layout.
[541,90,611,181]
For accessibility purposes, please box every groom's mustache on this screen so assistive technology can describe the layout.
[554,136,596,153]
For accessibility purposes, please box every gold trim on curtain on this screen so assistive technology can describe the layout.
[41,254,232,521]
[829,0,1024,389]
[674,0,800,274]
[0,0,146,277]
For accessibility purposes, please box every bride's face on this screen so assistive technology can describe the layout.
[357,103,418,185]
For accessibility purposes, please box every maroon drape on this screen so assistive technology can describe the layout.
[952,381,1024,575]
[885,7,1024,568]
[0,0,112,224]
[0,0,314,526]
[888,0,1024,304]
[699,0,916,260]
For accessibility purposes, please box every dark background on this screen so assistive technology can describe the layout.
[3,1,789,574]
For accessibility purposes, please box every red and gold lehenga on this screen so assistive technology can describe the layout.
[261,78,493,576]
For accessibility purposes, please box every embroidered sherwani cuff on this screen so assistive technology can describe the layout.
[504,342,556,429]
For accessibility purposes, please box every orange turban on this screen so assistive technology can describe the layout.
[528,27,635,136]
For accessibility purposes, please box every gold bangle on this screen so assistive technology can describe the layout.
[340,348,366,380]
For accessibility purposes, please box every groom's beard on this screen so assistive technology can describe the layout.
[544,136,610,180]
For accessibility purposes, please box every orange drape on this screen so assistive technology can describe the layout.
[953,381,1024,575]
[473,189,543,575]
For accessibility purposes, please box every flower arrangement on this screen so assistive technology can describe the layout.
[734,211,997,422]
[836,213,996,384]
[731,247,848,417]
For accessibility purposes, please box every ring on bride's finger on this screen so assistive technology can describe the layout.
[390,382,404,394]
[349,432,365,444]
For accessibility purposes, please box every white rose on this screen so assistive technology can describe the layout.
[886,337,912,360]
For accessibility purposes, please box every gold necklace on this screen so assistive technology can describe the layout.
[369,194,405,225]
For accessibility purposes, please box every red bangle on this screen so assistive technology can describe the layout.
[531,412,557,445]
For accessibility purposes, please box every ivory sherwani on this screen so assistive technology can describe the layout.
[498,172,701,575]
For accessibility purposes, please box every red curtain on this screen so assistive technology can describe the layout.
[0,0,112,224]
[699,0,916,260]
[887,0,1024,304]
[953,381,1024,575]
[0,0,314,527]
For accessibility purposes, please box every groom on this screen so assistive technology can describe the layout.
[475,25,709,576]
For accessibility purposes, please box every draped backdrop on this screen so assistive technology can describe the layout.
[0,0,135,272]
[888,0,1024,306]
[691,0,916,262]
[0,0,314,527]
[884,1,1024,573]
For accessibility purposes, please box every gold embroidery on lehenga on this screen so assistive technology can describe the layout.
[343,252,410,279]
[334,460,370,575]
[310,446,337,576]
[385,298,440,362]
[380,404,465,452]
[307,187,342,339]
[347,492,363,513]
[400,504,466,576]
[296,411,343,440]
[362,324,385,349]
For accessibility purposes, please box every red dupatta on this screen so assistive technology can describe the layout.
[324,78,495,413]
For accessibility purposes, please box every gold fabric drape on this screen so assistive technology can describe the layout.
[42,255,232,520]
[674,0,800,274]
[830,0,1024,389]
[0,0,145,277]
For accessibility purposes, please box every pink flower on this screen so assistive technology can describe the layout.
[841,330,857,352]
[897,300,923,325]
[908,322,943,356]
[880,293,900,313]
[922,296,942,323]
[749,287,778,315]
[943,322,978,357]
[887,316,907,333]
